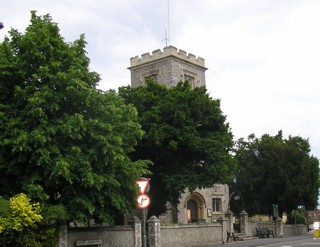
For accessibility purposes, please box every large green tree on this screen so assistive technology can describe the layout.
[233,131,319,216]
[0,12,149,224]
[119,81,235,216]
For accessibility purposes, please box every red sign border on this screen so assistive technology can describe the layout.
[137,194,150,209]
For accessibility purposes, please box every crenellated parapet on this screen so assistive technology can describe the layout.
[130,45,206,68]
[129,45,207,88]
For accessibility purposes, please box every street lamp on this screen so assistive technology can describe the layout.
[0,22,4,29]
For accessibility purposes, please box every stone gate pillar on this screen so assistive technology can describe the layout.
[58,225,68,247]
[217,216,228,244]
[275,217,284,238]
[129,216,142,247]
[148,216,161,247]
[240,210,249,235]
[225,210,234,233]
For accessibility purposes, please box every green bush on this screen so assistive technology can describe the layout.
[287,211,306,224]
[0,194,60,246]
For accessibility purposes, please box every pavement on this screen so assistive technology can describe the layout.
[203,232,316,247]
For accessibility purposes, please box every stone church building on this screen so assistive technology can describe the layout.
[128,46,230,224]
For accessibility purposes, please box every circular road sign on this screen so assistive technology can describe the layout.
[137,194,150,209]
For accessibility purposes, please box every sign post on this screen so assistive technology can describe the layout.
[136,179,150,247]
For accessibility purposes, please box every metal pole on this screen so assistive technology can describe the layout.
[294,211,297,236]
[142,208,147,247]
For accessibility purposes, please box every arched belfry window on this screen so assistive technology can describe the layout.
[184,192,206,223]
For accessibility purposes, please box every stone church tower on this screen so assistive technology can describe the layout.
[128,45,207,88]
[128,46,229,224]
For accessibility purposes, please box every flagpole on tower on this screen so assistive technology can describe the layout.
[167,0,170,45]
[163,0,171,47]
[167,0,171,46]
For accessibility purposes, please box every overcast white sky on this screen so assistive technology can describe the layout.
[1,0,320,159]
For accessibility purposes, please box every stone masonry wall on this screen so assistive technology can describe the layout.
[130,46,205,68]
[248,219,306,238]
[283,224,307,237]
[129,46,207,88]
[67,226,135,247]
[177,185,229,224]
[160,223,223,247]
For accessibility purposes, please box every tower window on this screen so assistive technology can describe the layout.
[212,198,222,212]
[184,74,195,88]
[142,69,160,83]
[145,74,158,83]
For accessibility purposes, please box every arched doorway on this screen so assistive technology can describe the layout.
[187,199,197,223]
[185,192,206,223]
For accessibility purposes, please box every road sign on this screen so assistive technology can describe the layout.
[136,180,149,194]
[137,194,150,208]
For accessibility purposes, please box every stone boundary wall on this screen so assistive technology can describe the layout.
[130,46,206,68]
[283,224,307,237]
[248,220,276,236]
[236,211,306,239]
[67,225,135,247]
[60,215,308,247]
[160,223,223,247]
[247,219,306,238]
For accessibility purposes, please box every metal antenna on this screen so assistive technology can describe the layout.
[163,0,171,46]
[167,0,171,45]
[164,29,168,47]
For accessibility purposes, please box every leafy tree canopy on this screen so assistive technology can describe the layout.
[0,193,42,234]
[119,81,235,216]
[0,11,150,224]
[233,131,320,216]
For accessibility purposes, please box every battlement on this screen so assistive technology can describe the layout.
[130,46,206,68]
